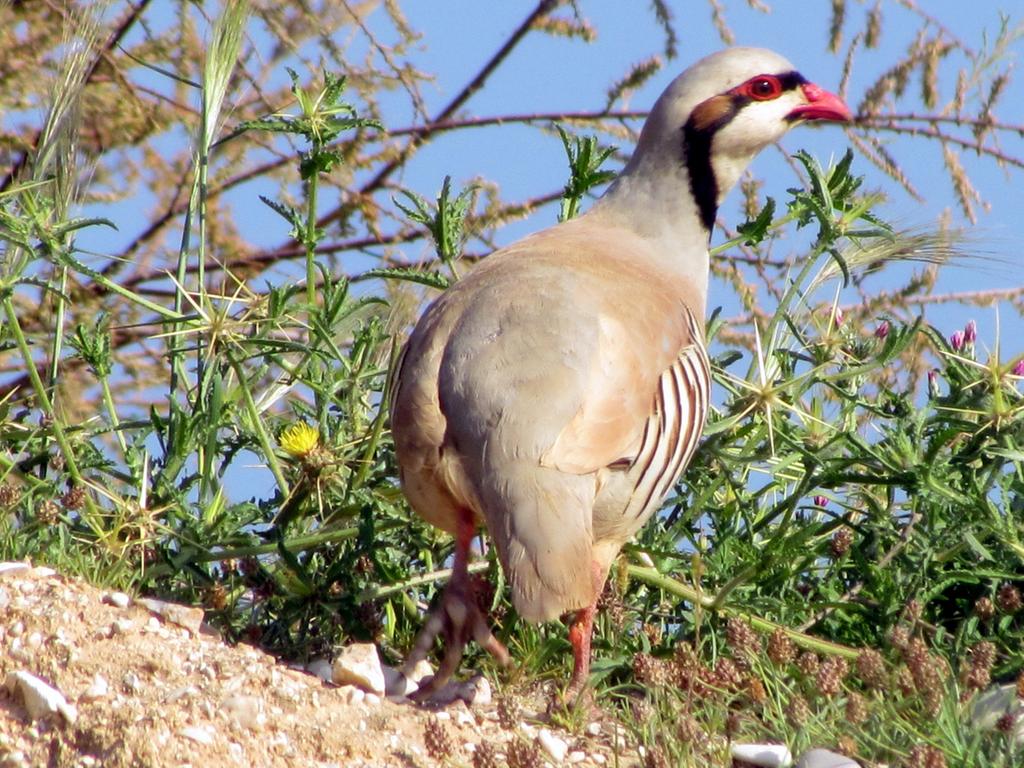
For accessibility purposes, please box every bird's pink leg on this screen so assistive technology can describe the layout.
[564,561,607,700]
[405,508,510,700]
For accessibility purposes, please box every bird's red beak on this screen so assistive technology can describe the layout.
[788,82,853,123]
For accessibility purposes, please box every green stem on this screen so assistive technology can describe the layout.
[229,356,289,495]
[99,375,129,459]
[305,167,319,308]
[47,265,68,392]
[358,560,489,603]
[626,563,859,660]
[2,297,99,522]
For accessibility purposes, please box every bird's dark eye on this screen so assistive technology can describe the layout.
[741,75,783,101]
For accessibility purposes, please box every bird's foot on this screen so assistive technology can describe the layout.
[403,579,510,702]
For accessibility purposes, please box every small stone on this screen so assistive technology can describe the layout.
[5,670,78,723]
[30,566,57,578]
[586,722,601,736]
[364,692,381,706]
[308,658,333,683]
[137,598,204,635]
[180,725,216,745]
[730,743,794,767]
[568,751,587,763]
[222,694,265,730]
[331,643,386,695]
[795,748,862,768]
[103,591,131,609]
[122,672,142,695]
[455,708,475,726]
[592,754,607,765]
[110,618,134,635]
[538,729,569,762]
[459,674,492,706]
[337,685,365,705]
[434,711,451,721]
[82,674,109,701]
[0,562,31,578]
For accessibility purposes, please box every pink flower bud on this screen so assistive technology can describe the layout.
[874,320,890,340]
[1013,359,1024,377]
[950,330,965,351]
[964,320,977,344]
[927,369,941,398]
[813,495,828,508]
[834,307,844,326]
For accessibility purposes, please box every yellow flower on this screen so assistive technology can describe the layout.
[279,422,319,458]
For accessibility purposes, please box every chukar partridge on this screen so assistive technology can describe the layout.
[390,47,851,697]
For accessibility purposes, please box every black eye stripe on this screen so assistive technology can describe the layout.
[776,70,808,91]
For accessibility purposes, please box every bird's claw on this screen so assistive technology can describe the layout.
[402,581,510,702]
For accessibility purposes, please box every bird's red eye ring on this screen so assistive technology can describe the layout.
[740,75,783,101]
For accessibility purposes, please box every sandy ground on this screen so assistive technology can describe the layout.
[0,563,637,768]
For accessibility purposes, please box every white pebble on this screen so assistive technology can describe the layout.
[730,742,794,767]
[538,729,569,762]
[459,674,492,706]
[180,725,216,745]
[0,562,31,577]
[103,591,131,609]
[586,722,601,736]
[364,692,381,706]
[307,658,333,683]
[795,748,862,768]
[331,643,386,695]
[82,674,109,701]
[5,670,78,723]
[569,751,587,763]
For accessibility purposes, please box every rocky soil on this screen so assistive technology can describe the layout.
[0,562,635,768]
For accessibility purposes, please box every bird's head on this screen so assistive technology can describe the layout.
[618,47,851,233]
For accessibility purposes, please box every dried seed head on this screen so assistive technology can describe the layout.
[830,527,854,559]
[747,676,768,704]
[423,715,454,760]
[837,734,858,757]
[767,629,796,666]
[205,583,228,611]
[997,583,1022,613]
[724,711,742,739]
[963,641,996,693]
[906,744,946,768]
[36,499,60,525]
[995,711,1017,734]
[896,666,915,697]
[49,453,66,472]
[642,622,663,646]
[796,651,821,677]
[845,692,868,724]
[642,745,670,768]
[856,649,888,690]
[888,624,910,651]
[506,738,543,768]
[473,741,500,768]
[974,596,996,621]
[785,694,811,727]
[496,692,522,730]
[0,483,19,506]
[60,484,86,511]
[676,714,702,744]
[713,657,743,690]
[816,657,849,698]
[633,653,671,687]
[725,617,760,660]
